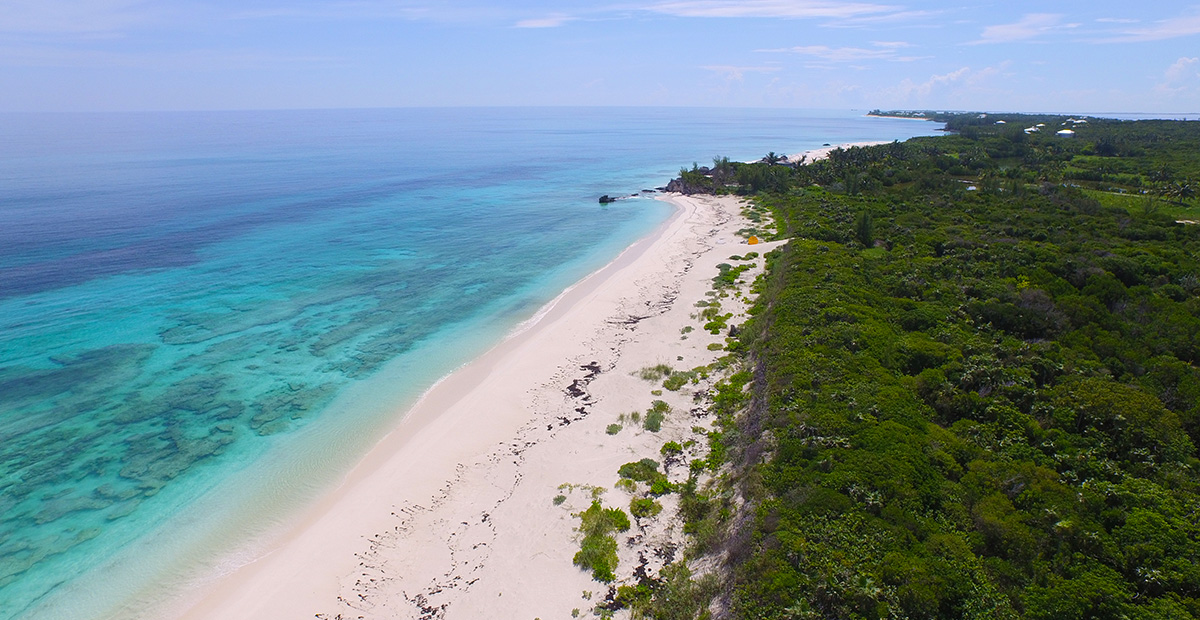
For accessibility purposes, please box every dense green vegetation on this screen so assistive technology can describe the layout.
[574,500,632,582]
[698,116,1200,619]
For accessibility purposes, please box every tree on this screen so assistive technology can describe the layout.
[711,156,733,189]
[855,211,874,247]
[1165,180,1196,204]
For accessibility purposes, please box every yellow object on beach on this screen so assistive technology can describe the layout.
[747,236,759,245]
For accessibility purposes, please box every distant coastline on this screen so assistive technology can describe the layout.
[866,109,937,121]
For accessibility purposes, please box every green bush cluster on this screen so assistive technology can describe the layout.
[644,400,670,432]
[662,370,696,391]
[698,301,734,335]
[713,262,752,289]
[629,497,662,518]
[572,500,631,582]
[613,562,720,620]
[617,458,674,495]
[639,364,673,381]
[618,458,663,483]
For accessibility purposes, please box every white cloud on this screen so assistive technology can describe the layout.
[1166,57,1199,80]
[767,45,894,61]
[0,0,154,34]
[1107,14,1200,42]
[758,40,922,63]
[1096,17,1139,24]
[973,13,1064,44]
[883,63,1010,104]
[229,2,503,24]
[514,14,576,28]
[822,9,942,28]
[645,0,896,20]
[1157,56,1200,95]
[701,65,782,80]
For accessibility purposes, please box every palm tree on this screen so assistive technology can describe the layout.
[711,156,733,189]
[1176,181,1196,203]
[1164,181,1196,205]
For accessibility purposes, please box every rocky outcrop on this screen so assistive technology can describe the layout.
[665,177,711,195]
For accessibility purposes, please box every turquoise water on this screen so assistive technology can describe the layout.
[0,108,943,619]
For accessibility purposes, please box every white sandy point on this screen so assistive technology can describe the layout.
[789,140,893,165]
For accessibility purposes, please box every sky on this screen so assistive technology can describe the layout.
[1,1,1198,113]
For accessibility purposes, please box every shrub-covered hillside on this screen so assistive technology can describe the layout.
[709,116,1200,619]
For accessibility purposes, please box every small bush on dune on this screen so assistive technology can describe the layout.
[638,364,673,381]
[662,371,696,391]
[630,497,663,518]
[573,500,631,582]
[618,458,662,482]
[643,399,670,432]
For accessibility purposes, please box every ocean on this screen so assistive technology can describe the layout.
[0,107,943,619]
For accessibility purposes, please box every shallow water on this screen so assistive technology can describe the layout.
[0,107,942,619]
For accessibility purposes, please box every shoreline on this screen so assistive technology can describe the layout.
[170,190,774,620]
[162,141,868,620]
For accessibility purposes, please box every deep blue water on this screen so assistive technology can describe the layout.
[0,107,943,619]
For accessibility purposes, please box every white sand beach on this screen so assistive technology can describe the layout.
[171,190,784,620]
[788,140,892,165]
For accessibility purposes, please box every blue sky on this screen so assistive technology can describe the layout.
[1,1,1198,112]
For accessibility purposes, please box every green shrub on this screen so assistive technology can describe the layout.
[573,500,631,582]
[713,262,752,289]
[703,313,733,334]
[638,364,673,381]
[644,400,670,431]
[618,458,662,482]
[663,371,695,391]
[630,497,663,518]
[605,423,622,435]
[642,563,719,620]
[553,494,567,505]
[661,441,684,456]
[574,533,618,582]
[649,478,675,496]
